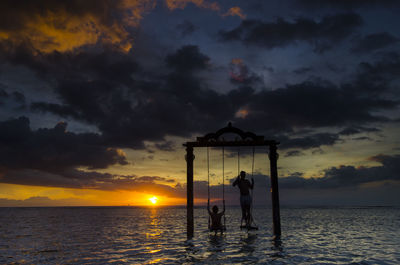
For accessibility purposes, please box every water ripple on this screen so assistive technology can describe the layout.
[0,206,399,264]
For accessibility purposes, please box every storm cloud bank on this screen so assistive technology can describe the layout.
[0,0,399,205]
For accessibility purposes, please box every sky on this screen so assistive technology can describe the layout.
[0,0,399,207]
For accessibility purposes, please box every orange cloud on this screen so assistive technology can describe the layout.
[165,0,220,11]
[0,0,152,54]
[0,1,244,54]
[231,58,244,64]
[223,6,246,19]
[235,108,249,118]
[229,58,248,82]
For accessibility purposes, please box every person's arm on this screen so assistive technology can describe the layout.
[250,178,254,189]
[232,176,239,186]
[207,199,212,215]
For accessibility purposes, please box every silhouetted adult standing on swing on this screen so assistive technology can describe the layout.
[233,170,254,227]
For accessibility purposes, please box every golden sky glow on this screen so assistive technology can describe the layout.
[0,132,394,206]
[0,127,398,206]
[0,183,185,207]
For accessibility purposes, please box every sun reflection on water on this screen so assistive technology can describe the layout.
[145,207,162,260]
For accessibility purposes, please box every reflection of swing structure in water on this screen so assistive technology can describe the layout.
[184,123,281,240]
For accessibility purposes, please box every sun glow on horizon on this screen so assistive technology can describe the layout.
[149,196,158,205]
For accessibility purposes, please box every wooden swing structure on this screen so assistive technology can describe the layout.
[206,144,257,232]
[184,122,281,239]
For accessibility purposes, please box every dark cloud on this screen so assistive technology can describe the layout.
[326,63,347,74]
[0,86,8,97]
[0,117,191,195]
[176,20,197,37]
[166,45,210,71]
[351,32,398,54]
[0,117,128,171]
[349,52,400,96]
[11,91,25,105]
[229,59,263,85]
[339,127,364,136]
[339,126,380,136]
[31,102,81,119]
[154,141,176,152]
[219,13,363,52]
[0,196,96,207]
[2,47,138,84]
[352,136,372,141]
[0,167,179,195]
[297,0,400,9]
[280,133,340,150]
[0,29,395,152]
[136,176,176,183]
[20,46,229,150]
[293,67,313,75]
[279,154,400,189]
[0,87,26,109]
[3,43,398,154]
[0,90,7,105]
[25,45,233,148]
[284,150,306,157]
[312,149,325,155]
[234,80,397,135]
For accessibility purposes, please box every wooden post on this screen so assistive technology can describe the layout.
[269,143,281,238]
[186,146,194,239]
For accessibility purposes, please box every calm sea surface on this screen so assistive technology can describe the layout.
[0,206,399,264]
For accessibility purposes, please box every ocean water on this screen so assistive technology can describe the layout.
[0,206,399,264]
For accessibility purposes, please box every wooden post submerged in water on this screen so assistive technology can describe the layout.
[269,143,281,238]
[186,146,194,240]
[184,123,281,239]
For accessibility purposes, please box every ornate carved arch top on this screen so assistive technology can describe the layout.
[196,122,264,143]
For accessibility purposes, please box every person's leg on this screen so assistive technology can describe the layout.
[240,196,246,222]
[241,206,246,225]
[245,204,251,226]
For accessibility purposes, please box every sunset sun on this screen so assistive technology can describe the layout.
[149,196,158,205]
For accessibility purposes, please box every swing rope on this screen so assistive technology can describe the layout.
[250,146,257,227]
[207,146,227,231]
[222,146,226,230]
[251,147,255,178]
[237,147,240,176]
[238,146,258,230]
[207,146,210,230]
[207,143,259,232]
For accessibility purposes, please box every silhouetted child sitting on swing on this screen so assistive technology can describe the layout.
[207,199,225,235]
